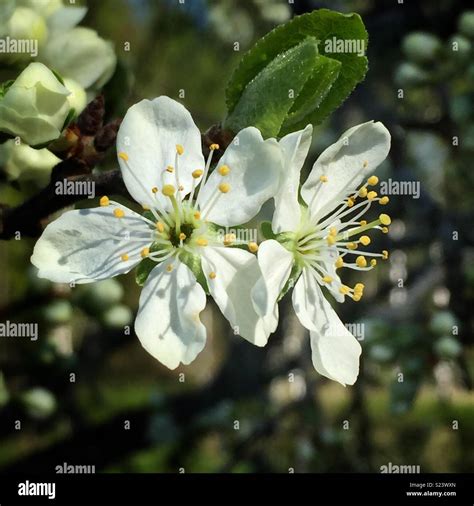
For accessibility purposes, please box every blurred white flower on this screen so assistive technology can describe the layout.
[0,139,60,183]
[0,62,71,146]
[63,77,87,115]
[252,122,391,386]
[40,27,117,90]
[0,6,47,62]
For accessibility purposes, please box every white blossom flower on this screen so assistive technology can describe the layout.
[0,62,71,146]
[252,121,391,385]
[40,26,116,90]
[31,96,283,369]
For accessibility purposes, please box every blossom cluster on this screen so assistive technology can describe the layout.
[0,0,116,180]
[31,96,391,386]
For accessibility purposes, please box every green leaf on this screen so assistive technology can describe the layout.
[281,55,340,134]
[224,38,320,138]
[225,9,368,136]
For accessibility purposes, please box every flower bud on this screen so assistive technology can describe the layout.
[0,139,60,184]
[0,7,47,62]
[458,11,474,38]
[0,62,71,146]
[63,78,87,115]
[40,27,117,89]
[402,32,442,64]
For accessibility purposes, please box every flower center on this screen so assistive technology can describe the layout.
[286,173,392,302]
[102,144,261,274]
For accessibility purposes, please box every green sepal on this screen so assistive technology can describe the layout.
[278,262,302,301]
[260,221,276,240]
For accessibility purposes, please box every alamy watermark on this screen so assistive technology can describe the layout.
[379,178,420,199]
[380,462,421,473]
[345,323,365,341]
[323,37,365,57]
[55,462,96,474]
[0,37,38,58]
[216,227,257,244]
[0,321,38,341]
[55,179,96,199]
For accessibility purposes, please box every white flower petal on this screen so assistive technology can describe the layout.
[201,246,273,346]
[117,96,205,209]
[272,124,312,233]
[135,260,207,369]
[301,121,391,220]
[292,270,361,385]
[309,285,361,386]
[251,240,293,322]
[291,268,319,331]
[31,203,151,284]
[199,127,283,227]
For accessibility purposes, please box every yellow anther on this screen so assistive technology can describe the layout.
[347,197,355,207]
[358,187,368,198]
[382,250,389,260]
[322,275,333,283]
[348,242,358,250]
[359,220,367,226]
[196,237,208,247]
[379,196,389,205]
[152,187,159,194]
[223,233,236,246]
[209,271,217,279]
[156,222,165,233]
[353,294,362,302]
[166,264,174,272]
[327,235,336,246]
[356,255,367,268]
[339,285,351,295]
[99,196,110,207]
[162,184,176,197]
[193,211,201,220]
[367,191,378,200]
[367,175,379,186]
[118,151,128,161]
[359,235,371,246]
[192,169,203,179]
[176,144,184,155]
[114,208,125,218]
[248,242,259,253]
[379,213,391,226]
[120,253,129,261]
[335,257,344,269]
[218,165,230,176]
[329,227,337,236]
[179,233,187,241]
[141,247,150,258]
[363,160,369,168]
[166,166,174,173]
[354,283,365,293]
[209,143,219,151]
[370,259,377,267]
[219,183,231,193]
[319,175,328,183]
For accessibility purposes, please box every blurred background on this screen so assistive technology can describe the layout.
[0,0,473,473]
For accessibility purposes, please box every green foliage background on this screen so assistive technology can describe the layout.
[0,0,473,473]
